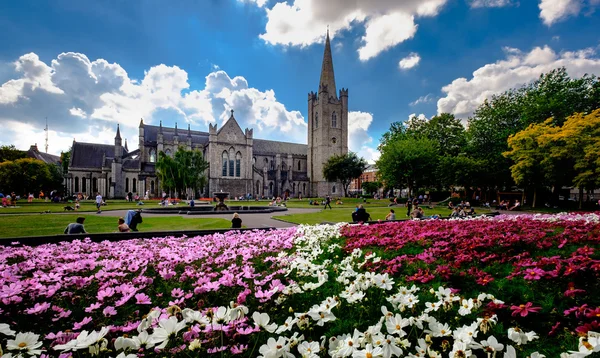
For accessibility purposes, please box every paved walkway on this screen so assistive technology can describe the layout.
[93,207,320,228]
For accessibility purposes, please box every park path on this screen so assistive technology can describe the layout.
[92,207,321,228]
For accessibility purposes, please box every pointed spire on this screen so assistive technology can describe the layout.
[139,118,144,127]
[187,123,192,137]
[159,120,163,133]
[319,28,337,98]
[124,139,129,151]
[174,122,178,136]
[230,109,234,118]
[115,124,121,139]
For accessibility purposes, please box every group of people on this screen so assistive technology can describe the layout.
[1,192,17,207]
[63,210,143,235]
[495,199,521,211]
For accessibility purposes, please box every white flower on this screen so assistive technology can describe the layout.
[276,317,299,334]
[337,330,362,357]
[150,316,187,349]
[454,322,479,344]
[352,344,383,358]
[54,327,110,351]
[0,323,16,336]
[182,308,210,325]
[473,335,504,353]
[449,341,472,358]
[508,328,537,345]
[385,314,408,337]
[131,331,154,349]
[530,353,546,358]
[6,332,43,355]
[252,312,278,333]
[114,337,137,351]
[188,339,202,351]
[458,298,474,316]
[308,309,336,326]
[115,353,138,358]
[424,301,441,313]
[428,321,452,337]
[373,274,394,290]
[381,336,404,358]
[298,341,320,358]
[258,337,289,358]
[504,345,517,358]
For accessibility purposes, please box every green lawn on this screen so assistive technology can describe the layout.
[0,214,232,238]
[273,206,466,225]
[229,197,402,209]
[0,199,161,214]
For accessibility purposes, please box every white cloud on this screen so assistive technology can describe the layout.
[409,94,434,106]
[237,0,268,7]
[0,52,309,154]
[469,0,514,7]
[399,53,421,70]
[538,0,598,25]
[437,45,600,119]
[348,111,380,163]
[255,0,448,60]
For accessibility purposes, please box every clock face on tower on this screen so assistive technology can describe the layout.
[331,137,337,144]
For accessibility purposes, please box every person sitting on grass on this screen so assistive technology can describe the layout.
[118,217,130,232]
[352,204,371,222]
[64,217,86,234]
[385,209,396,221]
[231,212,242,228]
[509,200,521,211]
[411,206,424,219]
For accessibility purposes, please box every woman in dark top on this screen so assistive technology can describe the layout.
[231,213,242,228]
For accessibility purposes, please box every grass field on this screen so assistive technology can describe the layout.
[0,199,159,214]
[273,205,467,225]
[0,214,232,238]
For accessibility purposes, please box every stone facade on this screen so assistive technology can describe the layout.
[66,31,347,199]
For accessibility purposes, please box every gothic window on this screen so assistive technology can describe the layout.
[222,151,229,176]
[74,177,79,192]
[165,149,171,157]
[332,185,336,193]
[133,178,137,192]
[256,180,260,196]
[282,162,287,171]
[149,149,156,163]
[270,160,274,170]
[235,152,242,177]
[82,178,87,193]
[315,112,319,128]
[269,182,274,196]
[151,180,155,194]
[332,111,337,127]
[92,178,97,193]
[297,160,301,171]
[125,178,129,192]
[229,148,235,177]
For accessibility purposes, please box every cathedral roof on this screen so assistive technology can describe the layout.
[253,139,307,156]
[26,145,60,165]
[70,142,117,168]
[319,30,337,98]
[144,125,209,145]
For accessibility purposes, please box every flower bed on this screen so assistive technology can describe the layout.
[1,214,599,357]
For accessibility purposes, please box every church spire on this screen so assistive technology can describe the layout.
[319,28,337,98]
[115,124,121,139]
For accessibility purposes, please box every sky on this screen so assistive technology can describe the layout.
[1,0,600,162]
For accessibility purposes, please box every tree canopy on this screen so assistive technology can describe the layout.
[322,152,368,197]
[156,148,209,198]
[0,145,26,163]
[0,158,62,195]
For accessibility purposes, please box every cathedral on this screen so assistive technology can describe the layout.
[66,32,348,199]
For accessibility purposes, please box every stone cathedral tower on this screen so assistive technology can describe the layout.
[307,30,349,197]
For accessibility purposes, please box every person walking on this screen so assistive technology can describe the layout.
[95,192,103,214]
[64,217,86,234]
[325,195,332,210]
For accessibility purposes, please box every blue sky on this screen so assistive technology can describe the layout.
[1,0,599,161]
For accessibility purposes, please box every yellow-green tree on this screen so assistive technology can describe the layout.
[504,120,555,208]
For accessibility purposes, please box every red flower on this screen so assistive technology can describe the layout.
[510,302,542,317]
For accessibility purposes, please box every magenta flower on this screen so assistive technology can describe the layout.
[171,288,185,298]
[510,302,542,317]
[523,267,545,280]
[103,306,117,316]
[73,316,92,330]
[135,293,152,305]
[25,302,51,314]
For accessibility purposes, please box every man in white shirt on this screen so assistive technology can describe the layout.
[95,192,103,214]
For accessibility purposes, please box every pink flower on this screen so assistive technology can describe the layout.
[73,316,92,330]
[26,301,51,314]
[84,302,102,312]
[135,293,152,305]
[171,288,185,298]
[523,267,545,280]
[103,306,117,316]
[510,302,542,317]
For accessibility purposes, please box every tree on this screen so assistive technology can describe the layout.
[156,148,209,198]
[322,152,368,197]
[377,137,439,197]
[0,145,26,163]
[60,148,71,175]
[361,181,382,196]
[0,158,57,195]
[504,121,555,208]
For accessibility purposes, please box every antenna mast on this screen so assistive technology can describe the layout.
[44,117,49,153]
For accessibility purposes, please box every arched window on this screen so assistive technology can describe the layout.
[256,180,260,196]
[270,160,274,170]
[303,183,306,194]
[315,112,319,128]
[235,152,242,177]
[82,178,87,193]
[133,178,137,192]
[92,177,97,193]
[125,178,129,192]
[229,148,235,177]
[151,180,155,194]
[297,160,301,171]
[165,149,171,157]
[149,149,156,163]
[332,111,337,127]
[74,176,79,192]
[269,182,274,196]
[332,185,336,193]
[222,151,229,176]
[282,162,287,171]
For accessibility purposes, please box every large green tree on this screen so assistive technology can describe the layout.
[0,158,61,195]
[377,137,439,197]
[361,181,382,196]
[156,148,209,198]
[0,145,26,163]
[322,152,368,197]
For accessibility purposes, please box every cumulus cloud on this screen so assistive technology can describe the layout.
[0,52,308,154]
[399,53,421,70]
[469,0,515,7]
[348,111,380,163]
[538,0,598,25]
[254,0,448,60]
[437,45,600,119]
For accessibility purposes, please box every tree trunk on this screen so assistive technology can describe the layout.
[532,187,537,208]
